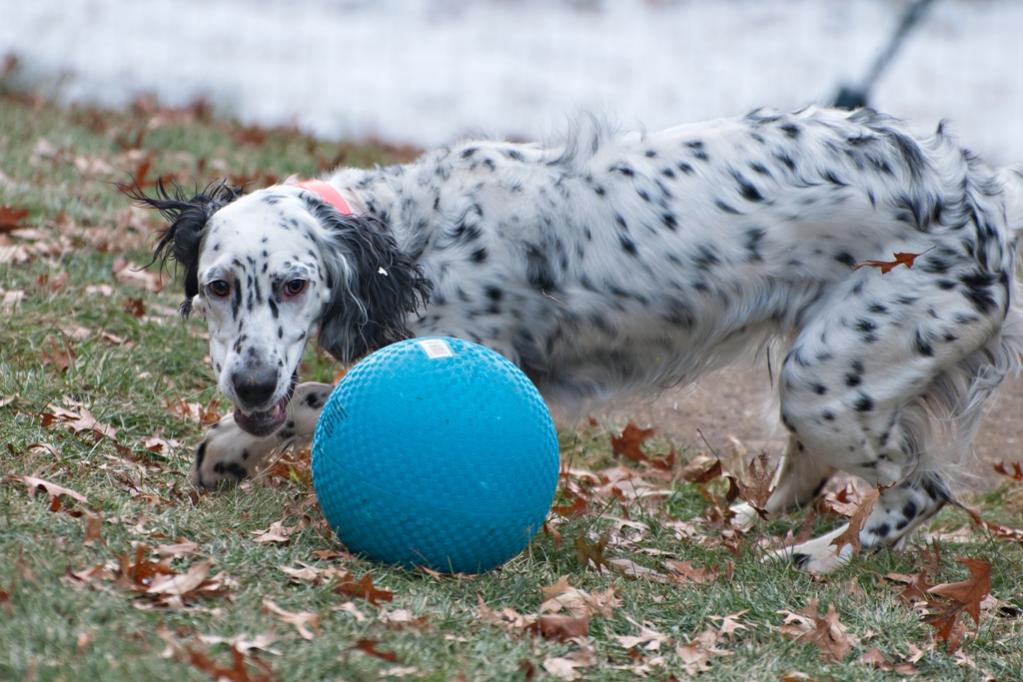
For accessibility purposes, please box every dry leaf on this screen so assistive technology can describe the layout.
[334,572,393,606]
[611,422,656,463]
[251,520,297,544]
[830,487,880,554]
[993,461,1023,482]
[779,599,857,663]
[352,639,398,662]
[113,257,164,292]
[262,598,319,640]
[41,403,118,440]
[853,251,924,274]
[726,452,775,515]
[531,614,590,641]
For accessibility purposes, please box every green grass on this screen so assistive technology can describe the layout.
[2,88,1023,682]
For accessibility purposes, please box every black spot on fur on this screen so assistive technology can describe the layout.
[833,251,855,267]
[854,393,874,412]
[914,330,934,356]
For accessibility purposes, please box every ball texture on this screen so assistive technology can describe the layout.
[312,337,559,573]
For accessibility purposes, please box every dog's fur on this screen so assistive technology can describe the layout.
[136,107,1023,572]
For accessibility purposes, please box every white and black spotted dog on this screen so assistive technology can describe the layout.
[134,107,1023,573]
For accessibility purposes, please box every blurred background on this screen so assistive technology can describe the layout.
[1,0,1020,457]
[0,0,1020,162]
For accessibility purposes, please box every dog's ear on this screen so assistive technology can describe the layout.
[308,202,431,363]
[124,179,243,316]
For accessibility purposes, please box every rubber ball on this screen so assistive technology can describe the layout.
[312,337,560,573]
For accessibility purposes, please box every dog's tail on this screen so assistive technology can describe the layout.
[999,165,1023,236]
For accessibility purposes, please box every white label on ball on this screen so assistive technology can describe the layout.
[417,338,454,359]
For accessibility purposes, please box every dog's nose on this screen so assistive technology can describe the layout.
[231,369,279,409]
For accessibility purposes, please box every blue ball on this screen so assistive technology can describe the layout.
[312,337,560,573]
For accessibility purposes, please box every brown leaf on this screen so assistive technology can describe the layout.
[573,533,610,571]
[663,559,716,584]
[12,474,88,506]
[84,514,104,546]
[145,560,212,599]
[610,422,655,463]
[540,577,619,618]
[0,204,29,232]
[858,647,890,669]
[165,637,274,682]
[334,572,393,606]
[779,599,857,663]
[726,452,775,515]
[155,540,199,559]
[113,258,164,292]
[531,614,589,641]
[40,337,76,373]
[993,461,1023,482]
[963,505,1023,544]
[41,403,118,440]
[261,598,320,640]
[852,251,924,274]
[352,639,398,662]
[251,520,297,544]
[551,494,588,517]
[830,487,880,554]
[542,642,596,681]
[928,558,992,626]
[680,456,723,484]
[123,297,146,318]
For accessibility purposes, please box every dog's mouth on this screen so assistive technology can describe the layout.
[233,373,297,437]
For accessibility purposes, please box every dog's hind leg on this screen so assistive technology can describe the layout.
[189,382,332,488]
[762,267,1009,572]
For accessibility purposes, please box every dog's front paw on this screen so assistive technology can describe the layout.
[190,415,277,489]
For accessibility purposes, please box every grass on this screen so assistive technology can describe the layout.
[2,86,1023,681]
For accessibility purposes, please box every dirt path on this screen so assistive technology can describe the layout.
[571,360,1023,474]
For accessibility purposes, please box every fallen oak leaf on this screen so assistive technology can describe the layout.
[573,533,610,571]
[830,487,880,554]
[540,577,620,618]
[352,639,398,662]
[726,452,775,515]
[11,474,88,508]
[962,505,1023,544]
[542,641,597,681]
[251,520,298,544]
[778,599,857,663]
[261,598,319,640]
[663,559,717,584]
[551,494,588,518]
[610,422,655,463]
[679,456,723,484]
[530,614,590,641]
[852,250,925,275]
[145,559,211,599]
[334,572,393,606]
[41,403,118,440]
[993,461,1023,482]
[0,204,29,232]
[927,558,992,627]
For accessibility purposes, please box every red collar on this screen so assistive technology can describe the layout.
[288,178,352,216]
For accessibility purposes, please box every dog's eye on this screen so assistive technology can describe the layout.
[206,280,231,298]
[283,279,308,298]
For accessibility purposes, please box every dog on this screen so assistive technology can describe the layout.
[134,106,1023,573]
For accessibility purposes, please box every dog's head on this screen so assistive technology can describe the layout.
[132,180,430,436]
